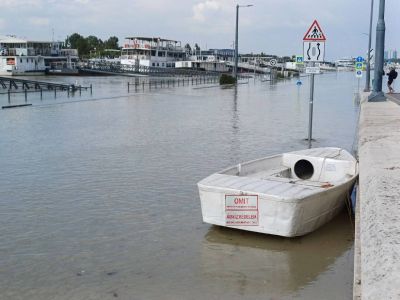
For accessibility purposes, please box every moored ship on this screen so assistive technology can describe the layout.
[0,35,78,75]
[120,37,186,69]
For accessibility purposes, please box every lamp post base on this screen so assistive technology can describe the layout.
[368,91,386,102]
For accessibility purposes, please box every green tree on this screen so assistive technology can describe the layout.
[66,33,84,49]
[65,33,90,57]
[86,35,103,52]
[65,33,122,58]
[104,36,119,49]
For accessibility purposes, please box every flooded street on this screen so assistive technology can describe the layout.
[0,72,358,299]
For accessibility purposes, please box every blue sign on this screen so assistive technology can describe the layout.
[356,70,362,78]
[355,62,363,70]
[356,56,364,62]
[296,55,304,64]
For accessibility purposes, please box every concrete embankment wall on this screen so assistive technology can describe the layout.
[354,93,400,299]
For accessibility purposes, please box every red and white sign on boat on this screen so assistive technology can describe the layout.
[303,20,326,41]
[225,195,258,226]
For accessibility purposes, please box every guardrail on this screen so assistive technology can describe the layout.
[81,61,223,77]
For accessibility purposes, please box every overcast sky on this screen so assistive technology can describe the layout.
[1,0,399,60]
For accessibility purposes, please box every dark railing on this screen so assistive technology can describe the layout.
[82,61,222,77]
[0,76,92,105]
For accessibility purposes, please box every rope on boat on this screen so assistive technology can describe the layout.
[345,186,355,236]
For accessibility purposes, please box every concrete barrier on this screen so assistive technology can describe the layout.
[355,92,400,299]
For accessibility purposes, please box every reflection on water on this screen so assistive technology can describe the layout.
[0,73,359,299]
[201,211,354,299]
[229,86,240,164]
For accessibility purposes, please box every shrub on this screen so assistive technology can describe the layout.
[276,72,285,79]
[220,74,236,85]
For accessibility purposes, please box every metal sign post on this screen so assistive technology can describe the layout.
[308,62,315,149]
[303,20,326,148]
[355,56,364,93]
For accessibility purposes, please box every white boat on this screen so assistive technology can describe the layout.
[197,147,358,237]
[335,58,356,71]
[0,35,78,75]
[120,37,186,68]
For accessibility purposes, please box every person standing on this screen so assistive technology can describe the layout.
[387,67,398,93]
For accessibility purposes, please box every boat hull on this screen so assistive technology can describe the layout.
[198,147,358,237]
[198,179,355,237]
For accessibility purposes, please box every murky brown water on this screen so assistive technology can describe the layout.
[0,73,358,299]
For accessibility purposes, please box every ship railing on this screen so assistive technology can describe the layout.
[84,60,221,76]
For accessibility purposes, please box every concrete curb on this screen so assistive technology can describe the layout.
[355,92,400,299]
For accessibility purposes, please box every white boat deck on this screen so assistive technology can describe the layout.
[200,173,324,200]
[199,147,356,201]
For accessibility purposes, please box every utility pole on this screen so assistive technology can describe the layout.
[234,4,239,81]
[234,4,253,83]
[369,0,386,102]
[364,0,374,92]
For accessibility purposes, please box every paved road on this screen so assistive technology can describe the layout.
[387,92,400,104]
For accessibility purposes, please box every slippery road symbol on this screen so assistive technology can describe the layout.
[317,43,321,60]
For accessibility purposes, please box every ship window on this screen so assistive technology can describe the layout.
[20,59,22,63]
[157,63,159,66]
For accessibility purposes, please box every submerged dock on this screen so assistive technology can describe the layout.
[354,92,400,299]
[0,76,92,104]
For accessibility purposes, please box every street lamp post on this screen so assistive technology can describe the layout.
[234,4,253,82]
[369,0,386,102]
[364,0,374,92]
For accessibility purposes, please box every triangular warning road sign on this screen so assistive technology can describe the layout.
[303,20,326,41]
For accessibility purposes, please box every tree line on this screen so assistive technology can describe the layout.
[65,33,120,58]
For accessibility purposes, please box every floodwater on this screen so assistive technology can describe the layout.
[0,72,359,300]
